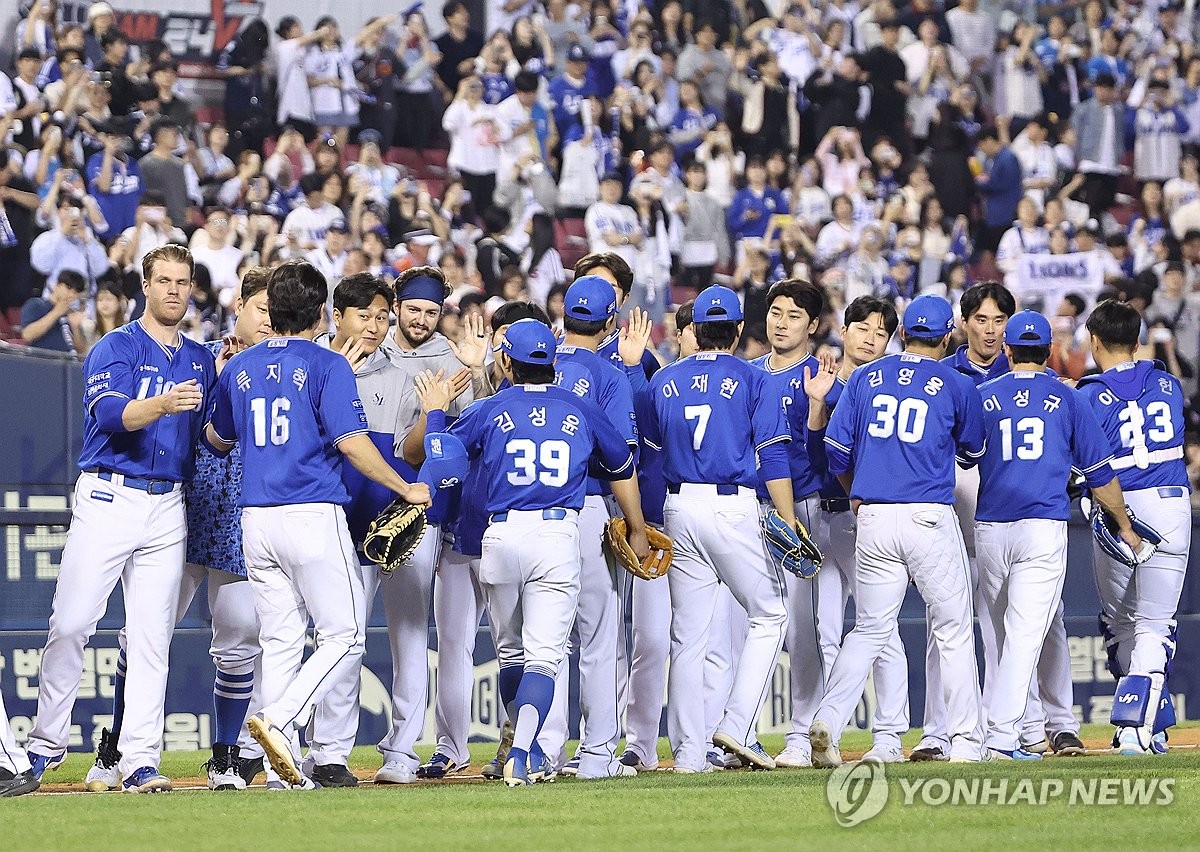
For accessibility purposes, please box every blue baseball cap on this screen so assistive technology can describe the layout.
[1004,310,1052,346]
[501,318,556,365]
[693,285,743,323]
[902,294,955,339]
[564,275,617,322]
[417,432,468,495]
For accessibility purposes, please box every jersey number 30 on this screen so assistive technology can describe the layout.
[507,439,571,486]
[868,394,928,443]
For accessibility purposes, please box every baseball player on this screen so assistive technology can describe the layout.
[802,295,911,765]
[443,318,647,786]
[1076,299,1192,755]
[0,688,36,796]
[412,301,551,781]
[301,272,425,788]
[745,278,827,769]
[640,285,794,773]
[967,310,1140,760]
[918,282,1081,760]
[577,252,660,390]
[83,267,275,793]
[26,245,223,793]
[811,293,987,765]
[204,260,430,790]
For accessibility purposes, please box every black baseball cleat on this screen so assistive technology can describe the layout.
[0,768,39,798]
[309,763,359,788]
[909,746,947,762]
[238,755,266,786]
[1051,731,1087,756]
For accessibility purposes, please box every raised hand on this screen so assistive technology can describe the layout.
[160,379,205,413]
[447,312,490,368]
[618,307,652,367]
[415,369,453,413]
[215,335,246,375]
[803,351,839,402]
[338,336,368,371]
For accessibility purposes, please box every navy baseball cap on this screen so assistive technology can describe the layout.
[1004,310,1052,346]
[902,294,955,339]
[564,275,617,322]
[501,318,556,365]
[418,432,468,495]
[693,285,743,323]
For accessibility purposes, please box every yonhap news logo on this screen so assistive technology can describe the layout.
[826,765,1175,827]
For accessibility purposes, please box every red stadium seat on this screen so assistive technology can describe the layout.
[556,218,589,268]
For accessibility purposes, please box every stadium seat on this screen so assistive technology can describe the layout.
[556,218,589,268]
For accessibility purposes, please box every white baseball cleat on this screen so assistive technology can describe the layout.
[1114,727,1150,756]
[861,744,905,764]
[374,761,418,784]
[84,727,121,792]
[247,712,302,787]
[773,745,813,768]
[673,762,715,775]
[712,732,775,770]
[808,721,843,768]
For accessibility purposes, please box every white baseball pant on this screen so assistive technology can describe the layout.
[622,568,671,766]
[814,507,910,748]
[28,472,186,778]
[1094,486,1191,732]
[241,503,365,778]
[479,510,582,680]
[705,584,747,747]
[1019,603,1078,744]
[779,495,827,751]
[815,503,984,761]
[665,485,788,772]
[976,518,1069,752]
[0,681,31,775]
[307,524,441,770]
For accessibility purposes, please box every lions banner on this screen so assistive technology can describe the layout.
[1014,251,1107,310]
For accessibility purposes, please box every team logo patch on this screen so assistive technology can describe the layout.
[90,490,114,503]
[192,361,204,371]
[374,393,385,405]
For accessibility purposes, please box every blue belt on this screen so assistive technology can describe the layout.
[1158,487,1187,499]
[86,468,179,495]
[667,483,741,495]
[490,508,568,523]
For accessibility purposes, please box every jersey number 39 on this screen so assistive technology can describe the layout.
[507,438,571,486]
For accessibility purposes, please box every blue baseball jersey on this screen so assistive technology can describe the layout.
[80,321,216,482]
[825,353,986,504]
[597,329,659,393]
[641,352,790,488]
[186,340,247,575]
[452,378,512,558]
[751,353,822,500]
[548,74,594,140]
[943,345,1010,386]
[971,371,1116,522]
[209,338,369,507]
[809,375,849,500]
[1076,360,1191,492]
[449,383,634,513]
[633,389,667,526]
[554,344,638,496]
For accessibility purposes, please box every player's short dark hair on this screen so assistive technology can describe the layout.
[240,266,270,303]
[1085,299,1141,351]
[766,278,824,322]
[1007,344,1051,365]
[491,300,550,331]
[574,252,634,296]
[563,315,608,337]
[267,260,327,334]
[56,269,87,292]
[695,319,740,351]
[142,244,194,284]
[510,359,556,386]
[843,296,899,336]
[334,273,393,314]
[960,281,1016,320]
[676,300,695,332]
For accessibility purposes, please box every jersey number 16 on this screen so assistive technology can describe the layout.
[250,397,291,446]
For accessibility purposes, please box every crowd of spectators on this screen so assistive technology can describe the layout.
[7,0,1200,459]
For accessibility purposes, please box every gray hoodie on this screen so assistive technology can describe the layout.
[381,331,476,435]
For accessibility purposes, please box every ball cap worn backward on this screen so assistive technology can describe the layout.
[564,275,617,322]
[417,432,469,496]
[902,294,955,339]
[1004,310,1052,346]
[502,318,557,365]
[694,284,744,323]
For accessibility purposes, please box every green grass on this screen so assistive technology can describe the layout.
[5,724,1200,851]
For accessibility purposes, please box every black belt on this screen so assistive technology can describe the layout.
[820,498,852,513]
[85,468,179,495]
[667,483,742,495]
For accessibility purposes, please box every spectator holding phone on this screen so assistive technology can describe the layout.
[20,269,87,355]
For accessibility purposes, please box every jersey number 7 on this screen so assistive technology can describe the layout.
[684,404,711,451]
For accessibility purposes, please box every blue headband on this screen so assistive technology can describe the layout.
[396,274,445,306]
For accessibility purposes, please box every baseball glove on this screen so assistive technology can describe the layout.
[604,518,672,580]
[762,509,822,579]
[363,498,428,575]
[1085,500,1161,569]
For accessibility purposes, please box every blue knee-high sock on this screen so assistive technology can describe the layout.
[213,670,254,746]
[1154,690,1176,735]
[510,669,556,768]
[111,649,128,740]
[499,664,523,723]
